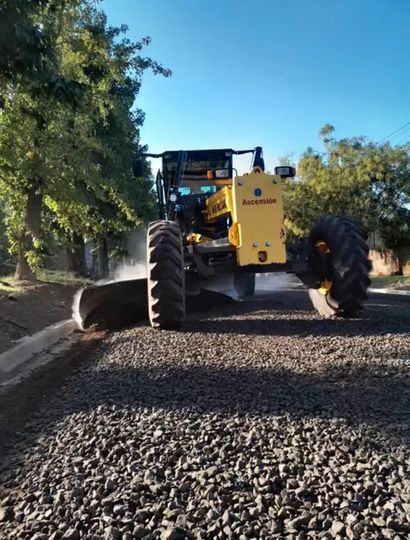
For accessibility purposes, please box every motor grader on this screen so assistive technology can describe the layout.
[78,146,371,329]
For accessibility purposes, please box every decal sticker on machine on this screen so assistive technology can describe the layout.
[211,200,227,213]
[242,198,277,205]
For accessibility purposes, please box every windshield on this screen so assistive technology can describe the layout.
[163,150,233,184]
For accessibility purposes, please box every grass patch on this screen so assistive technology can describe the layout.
[0,269,93,290]
[371,275,410,290]
[37,269,93,287]
[0,275,21,293]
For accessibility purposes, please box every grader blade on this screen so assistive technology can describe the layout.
[75,275,237,332]
[76,279,148,330]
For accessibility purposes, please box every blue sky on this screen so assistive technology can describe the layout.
[102,0,410,172]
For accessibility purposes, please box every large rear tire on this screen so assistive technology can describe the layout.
[234,272,256,297]
[307,215,371,318]
[147,220,185,329]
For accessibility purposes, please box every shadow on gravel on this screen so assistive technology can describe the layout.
[2,357,408,465]
[28,360,409,445]
[184,293,410,338]
[184,315,410,337]
[0,333,106,461]
[1,290,409,463]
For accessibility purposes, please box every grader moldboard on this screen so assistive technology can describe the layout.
[78,147,371,330]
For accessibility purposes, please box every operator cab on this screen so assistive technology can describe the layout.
[163,148,234,195]
[144,146,267,221]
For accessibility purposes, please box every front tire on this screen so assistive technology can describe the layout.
[147,220,185,329]
[307,215,371,318]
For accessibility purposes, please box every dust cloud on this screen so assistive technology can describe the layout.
[71,288,83,329]
[72,228,147,328]
[113,262,146,281]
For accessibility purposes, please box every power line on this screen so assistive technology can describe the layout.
[378,121,410,145]
[387,124,410,145]
[392,130,410,146]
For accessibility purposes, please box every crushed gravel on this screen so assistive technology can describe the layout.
[0,288,409,540]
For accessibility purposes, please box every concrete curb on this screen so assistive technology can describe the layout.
[369,288,410,296]
[0,319,79,376]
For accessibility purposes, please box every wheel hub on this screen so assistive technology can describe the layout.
[313,240,333,295]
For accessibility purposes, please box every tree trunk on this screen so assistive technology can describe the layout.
[98,236,109,278]
[15,185,43,281]
[395,247,405,276]
[15,250,35,281]
[66,234,87,276]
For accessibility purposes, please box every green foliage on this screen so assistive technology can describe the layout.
[379,207,410,249]
[37,268,92,286]
[0,0,87,105]
[0,0,170,277]
[0,0,53,82]
[284,126,410,248]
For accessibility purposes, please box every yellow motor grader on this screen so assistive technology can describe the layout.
[78,147,371,329]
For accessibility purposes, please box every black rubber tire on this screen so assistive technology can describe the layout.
[147,220,185,329]
[234,272,256,297]
[307,215,371,318]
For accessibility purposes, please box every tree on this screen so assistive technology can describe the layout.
[378,207,410,274]
[0,0,88,279]
[283,126,410,244]
[44,9,161,276]
[0,1,170,280]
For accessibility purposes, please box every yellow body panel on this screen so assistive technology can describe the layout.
[202,169,286,266]
[231,170,286,265]
[228,221,241,247]
[205,186,233,222]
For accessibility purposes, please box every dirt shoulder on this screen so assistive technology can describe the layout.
[0,275,83,354]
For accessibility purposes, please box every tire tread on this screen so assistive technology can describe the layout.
[147,220,185,329]
[308,215,371,318]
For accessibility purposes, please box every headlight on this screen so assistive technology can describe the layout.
[214,169,229,178]
[275,166,296,178]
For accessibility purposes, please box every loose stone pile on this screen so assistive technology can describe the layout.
[0,289,409,539]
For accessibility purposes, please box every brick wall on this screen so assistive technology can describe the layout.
[369,249,410,276]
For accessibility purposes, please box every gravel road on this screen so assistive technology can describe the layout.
[0,280,409,540]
